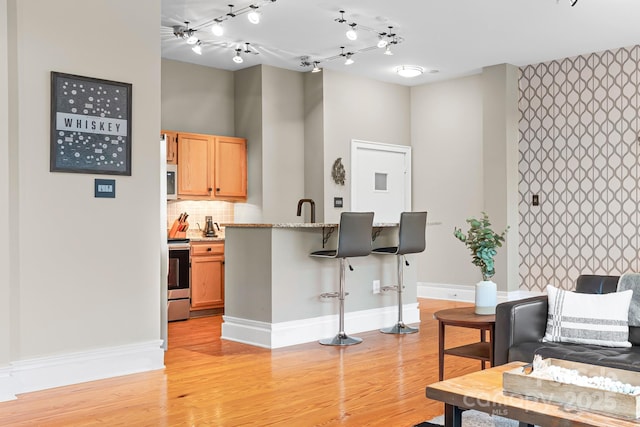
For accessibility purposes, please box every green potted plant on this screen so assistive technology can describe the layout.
[453,212,509,314]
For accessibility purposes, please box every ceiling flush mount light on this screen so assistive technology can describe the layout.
[233,48,243,63]
[247,5,261,23]
[395,65,424,78]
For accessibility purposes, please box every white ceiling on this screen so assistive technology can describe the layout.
[161,0,640,86]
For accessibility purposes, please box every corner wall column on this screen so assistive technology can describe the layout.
[482,64,520,293]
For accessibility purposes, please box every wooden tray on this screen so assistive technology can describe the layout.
[503,358,640,419]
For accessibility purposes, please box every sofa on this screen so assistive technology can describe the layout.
[494,274,640,372]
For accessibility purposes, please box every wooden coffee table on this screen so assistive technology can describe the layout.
[434,307,495,381]
[426,362,640,427]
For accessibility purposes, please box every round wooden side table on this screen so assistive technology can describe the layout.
[433,306,495,381]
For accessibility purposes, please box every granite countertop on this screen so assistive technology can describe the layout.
[223,222,398,228]
[185,230,225,242]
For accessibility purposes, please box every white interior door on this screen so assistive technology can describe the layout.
[351,140,411,223]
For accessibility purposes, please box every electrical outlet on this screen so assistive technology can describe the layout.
[373,280,381,294]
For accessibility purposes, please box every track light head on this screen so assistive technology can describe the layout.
[346,23,358,41]
[233,48,243,63]
[185,30,198,45]
[377,35,388,48]
[211,19,224,36]
[384,45,393,56]
[248,5,261,24]
[312,62,322,73]
[344,53,354,65]
[192,41,202,55]
[300,56,311,68]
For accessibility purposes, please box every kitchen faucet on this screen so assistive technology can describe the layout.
[296,199,316,223]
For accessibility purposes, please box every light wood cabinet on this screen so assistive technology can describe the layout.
[176,132,247,201]
[177,132,211,196]
[190,242,224,310]
[215,136,247,199]
[162,130,178,164]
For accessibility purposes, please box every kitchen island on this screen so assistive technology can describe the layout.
[221,223,419,348]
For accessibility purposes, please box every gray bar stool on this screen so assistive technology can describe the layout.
[310,211,374,346]
[372,211,427,334]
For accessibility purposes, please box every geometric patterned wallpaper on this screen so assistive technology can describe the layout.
[518,45,640,291]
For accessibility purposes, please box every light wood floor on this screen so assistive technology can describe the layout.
[0,299,486,426]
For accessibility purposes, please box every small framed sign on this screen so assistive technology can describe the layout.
[50,72,132,176]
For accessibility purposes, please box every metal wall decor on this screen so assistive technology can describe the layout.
[50,72,132,175]
[331,157,345,185]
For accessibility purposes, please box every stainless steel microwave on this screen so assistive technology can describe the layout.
[167,164,178,200]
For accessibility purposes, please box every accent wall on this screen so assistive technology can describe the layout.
[519,45,640,291]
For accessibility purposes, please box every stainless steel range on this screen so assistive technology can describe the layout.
[168,239,190,321]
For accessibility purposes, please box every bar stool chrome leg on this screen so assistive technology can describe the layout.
[380,255,418,334]
[320,258,363,346]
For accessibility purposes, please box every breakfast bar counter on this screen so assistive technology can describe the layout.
[221,223,420,348]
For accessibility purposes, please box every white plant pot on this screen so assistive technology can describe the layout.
[475,280,497,315]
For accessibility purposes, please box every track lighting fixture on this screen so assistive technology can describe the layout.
[570,0,578,5]
[211,19,224,36]
[169,2,414,79]
[233,48,243,63]
[247,5,261,23]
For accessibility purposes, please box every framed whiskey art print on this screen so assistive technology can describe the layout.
[50,72,132,176]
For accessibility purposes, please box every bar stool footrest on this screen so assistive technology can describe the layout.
[320,291,348,298]
[380,323,419,334]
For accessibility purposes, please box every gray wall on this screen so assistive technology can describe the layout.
[161,59,235,136]
[261,65,305,223]
[234,66,263,222]
[303,72,325,222]
[482,64,520,292]
[3,0,160,362]
[411,75,485,288]
[0,0,10,374]
[322,70,411,223]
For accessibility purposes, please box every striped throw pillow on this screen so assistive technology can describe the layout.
[542,284,633,348]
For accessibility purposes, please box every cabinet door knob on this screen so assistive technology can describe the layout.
[216,188,221,192]
[207,247,212,252]
[208,187,213,192]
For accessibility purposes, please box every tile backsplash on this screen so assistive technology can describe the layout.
[167,200,234,233]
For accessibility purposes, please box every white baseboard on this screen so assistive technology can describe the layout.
[417,282,544,303]
[0,367,16,401]
[221,303,420,349]
[0,340,165,402]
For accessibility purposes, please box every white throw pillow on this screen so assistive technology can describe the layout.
[542,284,633,348]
